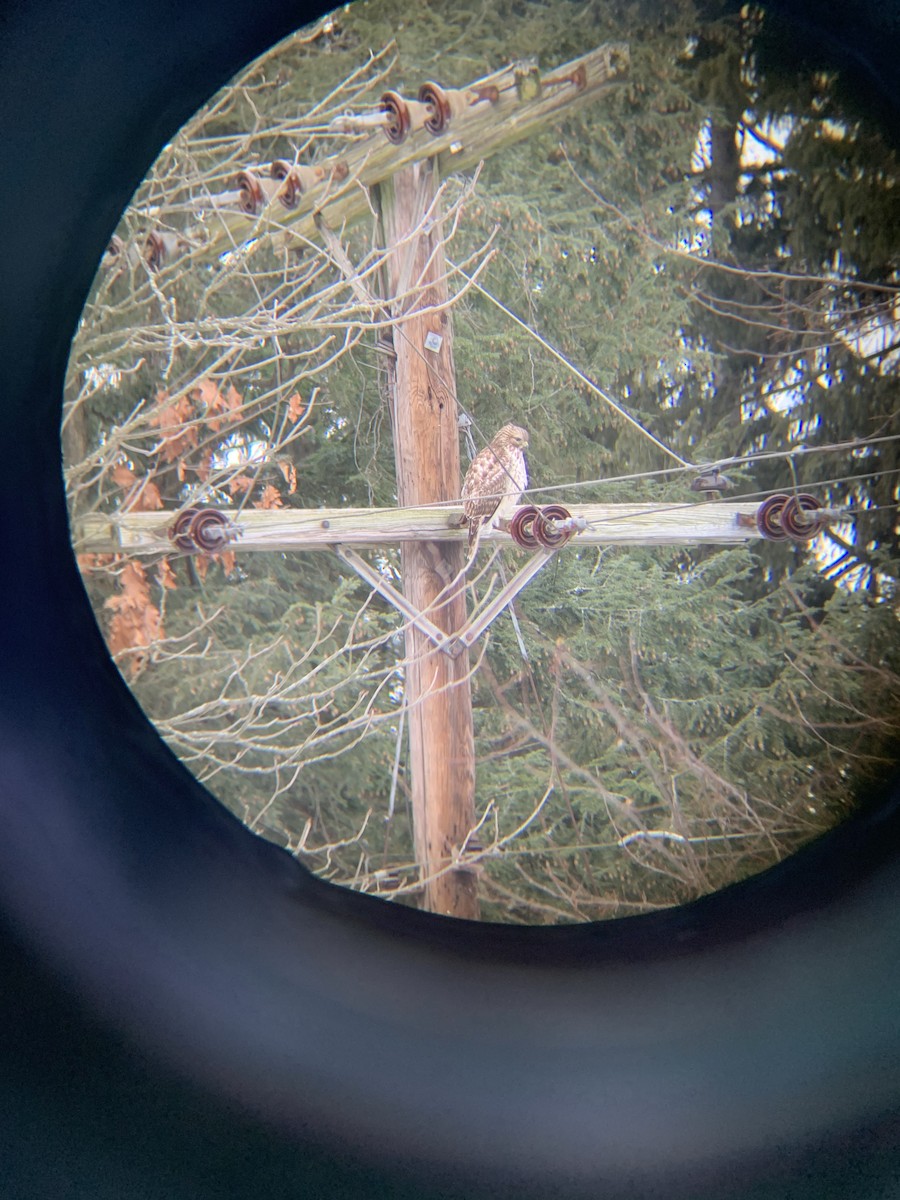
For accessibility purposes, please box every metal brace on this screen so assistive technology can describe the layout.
[453,549,553,651]
[335,546,457,654]
[336,544,557,657]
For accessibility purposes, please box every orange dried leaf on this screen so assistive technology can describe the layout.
[78,553,114,573]
[151,394,198,463]
[254,485,284,510]
[151,394,193,429]
[107,610,138,655]
[157,558,177,590]
[139,605,161,643]
[119,560,150,606]
[133,478,163,512]
[193,378,223,409]
[217,549,237,575]
[277,458,297,494]
[228,474,254,495]
[224,383,243,419]
[195,378,226,432]
[112,463,137,490]
[205,380,243,432]
[106,595,162,674]
[287,392,306,423]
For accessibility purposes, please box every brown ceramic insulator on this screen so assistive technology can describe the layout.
[235,170,264,214]
[380,92,430,144]
[381,92,410,144]
[534,504,574,548]
[144,231,183,271]
[168,508,200,552]
[143,231,163,270]
[235,170,280,215]
[420,83,497,136]
[756,494,791,541]
[270,160,302,209]
[103,235,134,271]
[780,494,823,541]
[270,160,323,208]
[508,505,541,549]
[419,82,450,134]
[188,508,231,552]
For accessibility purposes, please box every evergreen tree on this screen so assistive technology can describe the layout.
[66,0,900,922]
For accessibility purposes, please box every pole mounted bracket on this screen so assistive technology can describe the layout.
[336,509,571,657]
[335,545,460,654]
[451,548,555,652]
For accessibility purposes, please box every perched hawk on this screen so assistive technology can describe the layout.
[461,423,529,552]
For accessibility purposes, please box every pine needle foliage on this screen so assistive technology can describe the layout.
[65,0,900,922]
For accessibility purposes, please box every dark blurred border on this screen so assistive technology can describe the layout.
[2,2,900,1197]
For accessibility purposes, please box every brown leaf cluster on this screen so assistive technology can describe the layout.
[228,474,254,495]
[77,552,115,573]
[157,558,178,590]
[110,463,163,512]
[287,392,308,424]
[254,484,284,510]
[276,458,297,494]
[89,374,267,678]
[150,389,198,464]
[194,377,243,432]
[104,560,162,678]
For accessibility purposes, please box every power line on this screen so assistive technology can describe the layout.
[448,258,694,469]
[375,432,900,521]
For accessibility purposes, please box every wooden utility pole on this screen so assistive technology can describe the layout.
[377,159,478,918]
[96,41,633,918]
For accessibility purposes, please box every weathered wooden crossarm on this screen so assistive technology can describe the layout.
[75,500,769,556]
[123,42,629,272]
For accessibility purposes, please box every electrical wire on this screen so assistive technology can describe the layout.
[355,249,899,528]
[351,434,900,529]
[447,258,694,469]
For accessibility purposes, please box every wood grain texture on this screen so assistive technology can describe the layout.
[76,502,766,555]
[379,159,478,919]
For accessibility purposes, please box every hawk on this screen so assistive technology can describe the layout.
[461,423,529,552]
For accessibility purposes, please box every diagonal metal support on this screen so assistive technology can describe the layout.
[336,543,557,657]
[455,549,554,651]
[335,545,457,653]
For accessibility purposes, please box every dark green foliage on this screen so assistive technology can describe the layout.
[65,0,900,922]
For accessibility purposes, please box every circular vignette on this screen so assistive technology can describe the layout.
[2,2,900,1199]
